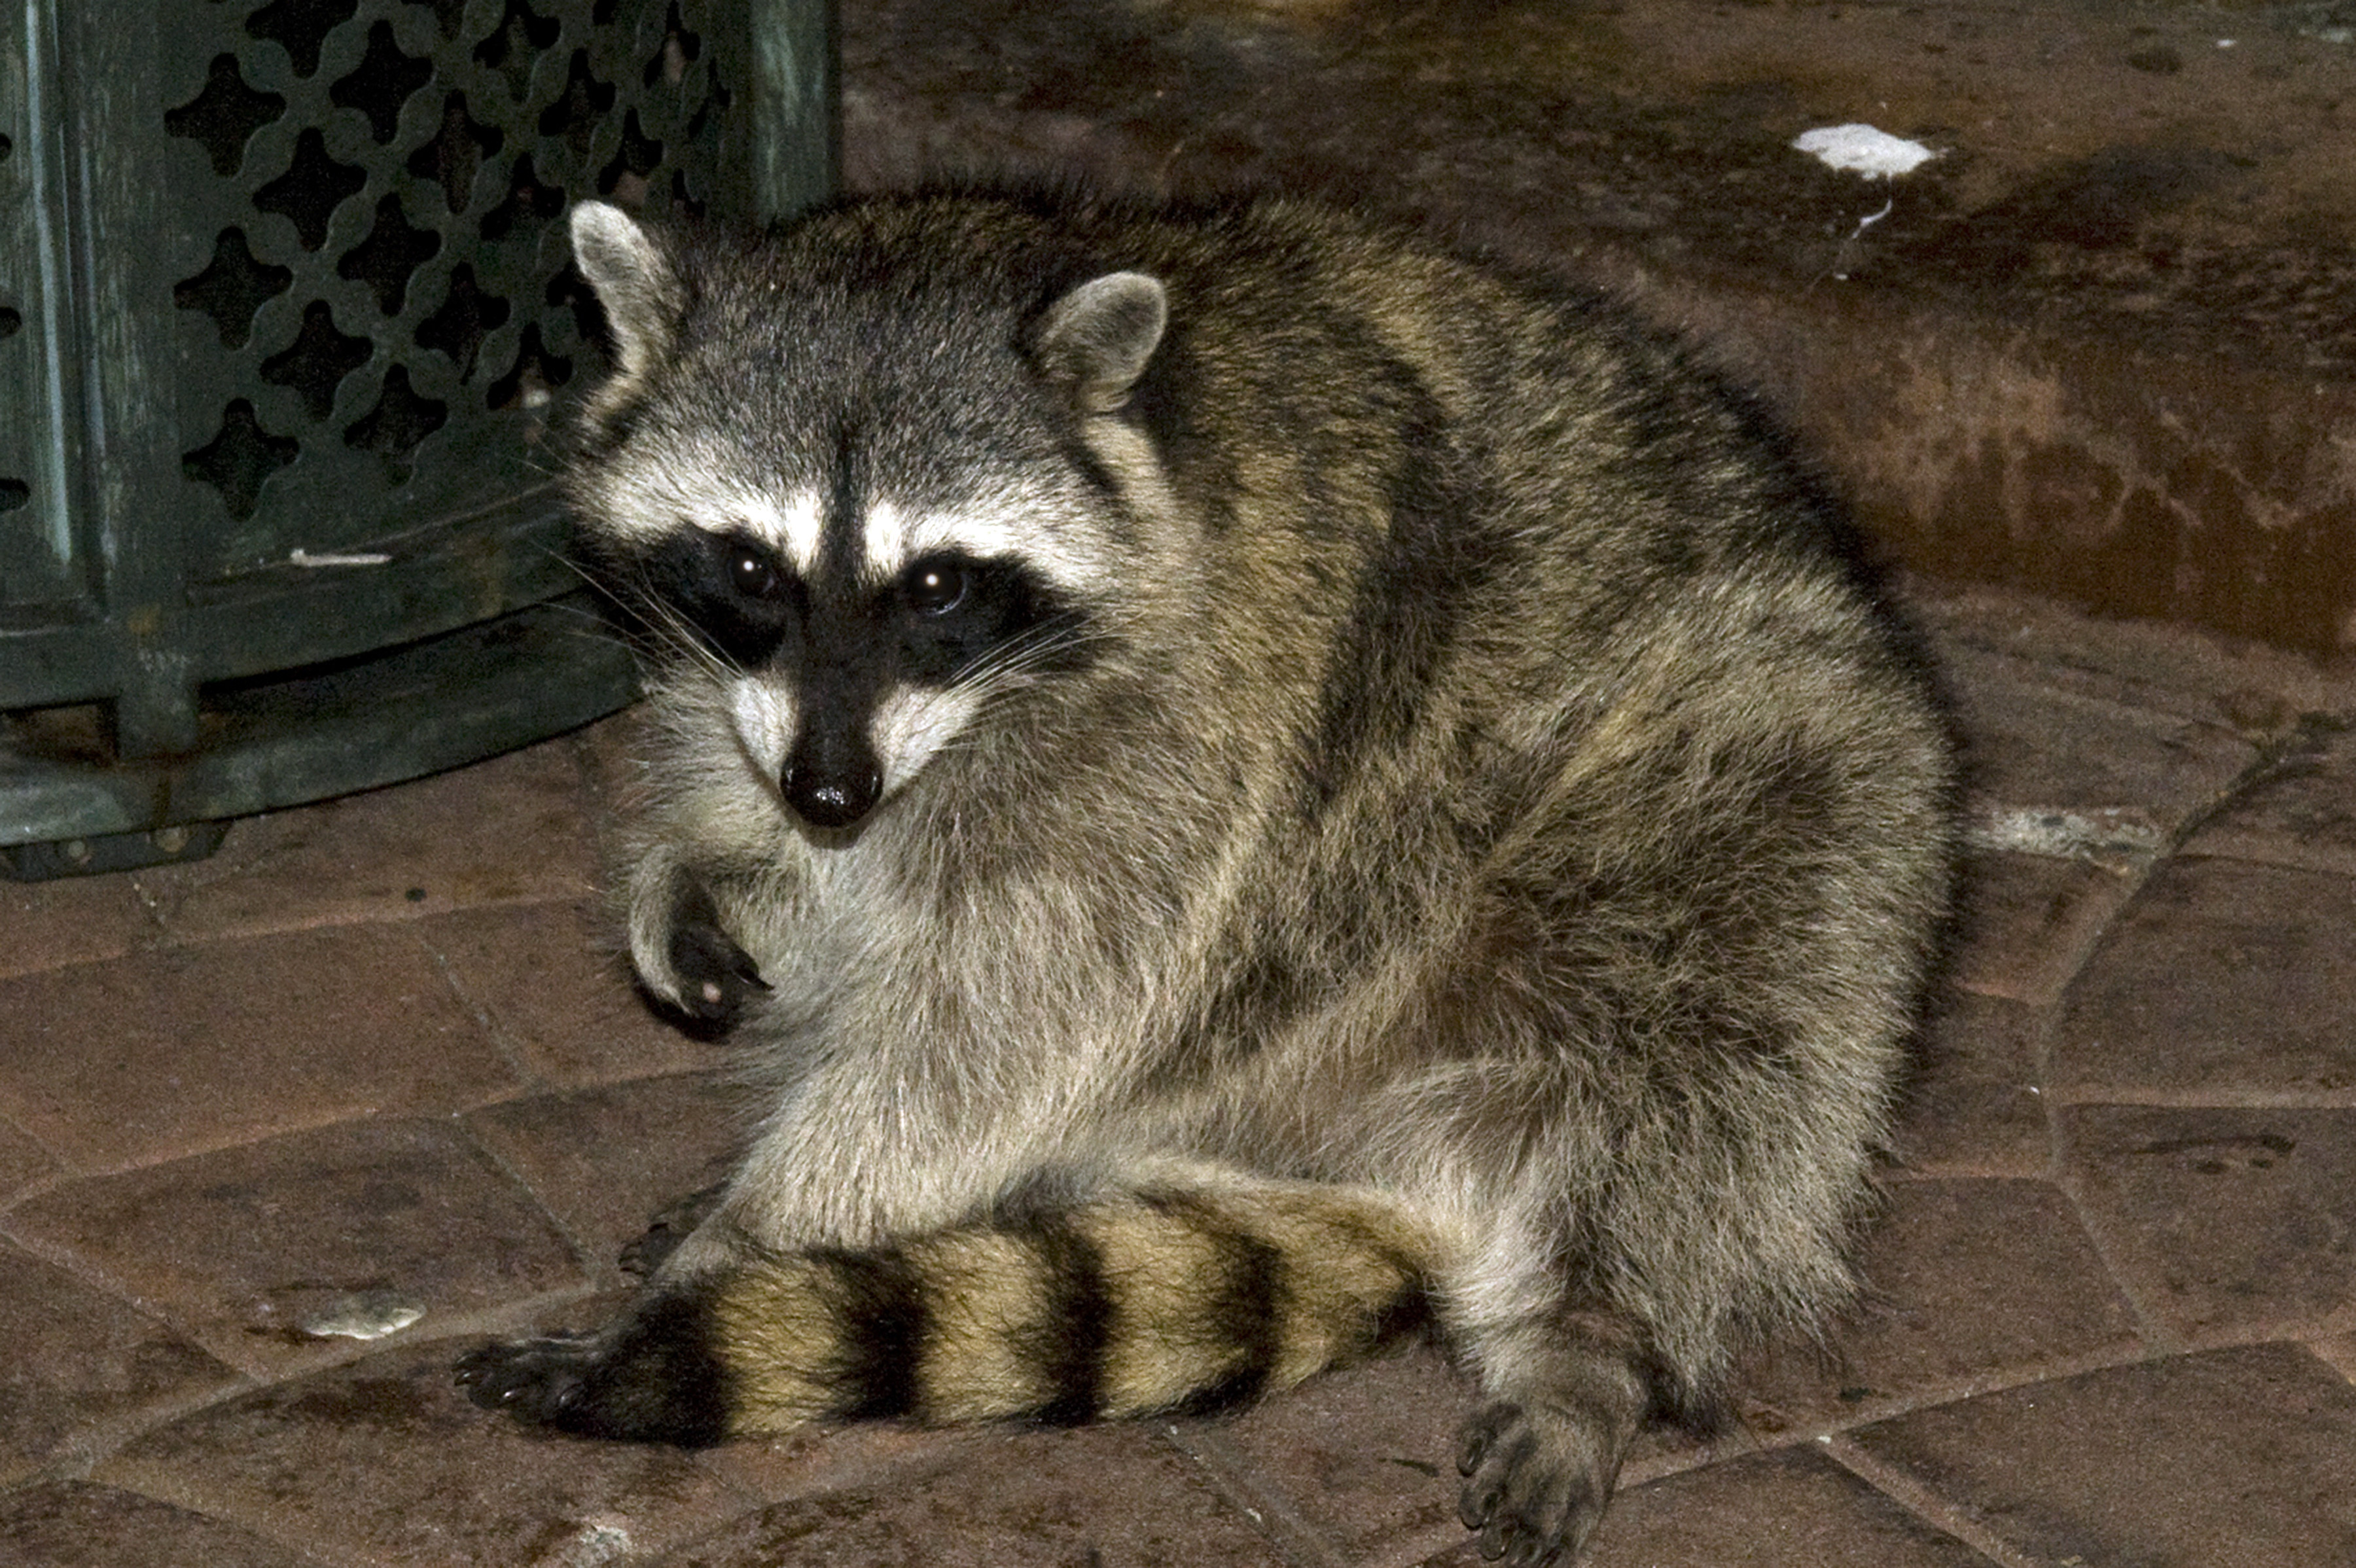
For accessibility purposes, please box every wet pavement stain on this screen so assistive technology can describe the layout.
[848,0,2356,652]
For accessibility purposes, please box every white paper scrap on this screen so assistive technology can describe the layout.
[1792,124,1937,179]
[290,547,393,567]
[301,1290,426,1340]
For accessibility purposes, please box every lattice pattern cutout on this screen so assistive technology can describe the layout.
[166,0,728,554]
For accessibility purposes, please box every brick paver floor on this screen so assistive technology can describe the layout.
[5,577,2354,1566]
[11,1,2356,1561]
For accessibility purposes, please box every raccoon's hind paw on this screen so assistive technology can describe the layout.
[1456,1399,1624,1565]
[454,1292,730,1446]
[620,1183,728,1278]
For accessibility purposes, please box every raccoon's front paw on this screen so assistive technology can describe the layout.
[1456,1399,1624,1565]
[651,878,767,1031]
[455,1292,730,1446]
[455,1332,601,1427]
[666,918,768,1029]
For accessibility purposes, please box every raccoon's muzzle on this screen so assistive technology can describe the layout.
[781,728,882,829]
[779,655,887,829]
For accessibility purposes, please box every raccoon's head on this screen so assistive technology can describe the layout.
[563,200,1173,834]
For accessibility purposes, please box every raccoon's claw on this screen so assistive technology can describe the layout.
[455,1291,732,1446]
[455,1333,598,1425]
[1457,1400,1617,1565]
[619,1182,728,1278]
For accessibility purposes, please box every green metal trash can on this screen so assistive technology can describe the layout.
[0,0,832,877]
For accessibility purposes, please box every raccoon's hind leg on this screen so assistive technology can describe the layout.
[459,1173,1435,1445]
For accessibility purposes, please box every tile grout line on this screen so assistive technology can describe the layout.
[2302,1335,2356,1389]
[65,1421,392,1568]
[445,1109,618,1293]
[1159,1421,1355,1568]
[1946,829,2149,1017]
[0,1106,501,1206]
[1367,1516,1482,1567]
[0,1374,262,1497]
[0,1206,280,1391]
[1326,1325,2344,1568]
[0,1281,640,1509]
[1820,1433,2043,1568]
[2014,815,2175,1353]
[0,1101,69,1202]
[0,887,607,990]
[0,1111,625,1397]
[2008,959,2190,1354]
[2037,1084,2356,1110]
[2047,1105,2177,1355]
[411,925,557,1099]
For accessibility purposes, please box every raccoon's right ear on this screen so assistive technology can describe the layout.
[1032,272,1168,415]
[570,201,688,382]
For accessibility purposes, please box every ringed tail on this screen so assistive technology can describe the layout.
[630,1183,1435,1444]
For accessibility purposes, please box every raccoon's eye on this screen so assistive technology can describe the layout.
[730,547,783,600]
[902,560,969,616]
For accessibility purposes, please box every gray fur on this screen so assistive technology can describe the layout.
[462,190,1957,1565]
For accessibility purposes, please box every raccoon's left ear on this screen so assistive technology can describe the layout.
[1032,272,1168,415]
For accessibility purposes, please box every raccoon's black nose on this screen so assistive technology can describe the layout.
[783,757,882,830]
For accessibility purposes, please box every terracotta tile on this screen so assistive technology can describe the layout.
[1946,851,2137,1008]
[1418,1446,1999,1568]
[0,1480,321,1568]
[2053,858,2356,1101]
[2062,1105,2356,1343]
[461,1075,753,1287]
[98,1339,757,1568]
[0,872,160,982]
[1847,1344,2356,1565]
[134,739,599,943]
[421,902,715,1087]
[0,927,520,1173]
[643,1423,1291,1568]
[1740,1179,2141,1431]
[1939,642,2258,830]
[1892,991,2050,1177]
[1209,1343,1477,1561]
[4,1118,583,1378]
[2183,719,2356,877]
[0,1241,242,1485]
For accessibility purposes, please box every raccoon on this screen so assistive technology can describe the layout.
[457,188,1957,1565]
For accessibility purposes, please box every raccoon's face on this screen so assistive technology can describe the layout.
[620,484,1090,830]
[563,202,1170,833]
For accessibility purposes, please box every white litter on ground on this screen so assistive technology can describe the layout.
[300,1289,426,1340]
[289,547,393,567]
[1965,806,2165,865]
[1792,124,1938,179]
